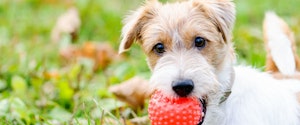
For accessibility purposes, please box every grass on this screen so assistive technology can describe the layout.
[0,0,300,124]
[234,0,300,67]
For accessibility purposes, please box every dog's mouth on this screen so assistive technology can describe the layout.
[198,98,207,125]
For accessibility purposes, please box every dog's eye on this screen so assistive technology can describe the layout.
[194,36,206,49]
[153,43,165,55]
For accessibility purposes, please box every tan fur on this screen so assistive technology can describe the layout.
[296,57,300,71]
[119,0,161,54]
[119,1,236,123]
[120,0,235,69]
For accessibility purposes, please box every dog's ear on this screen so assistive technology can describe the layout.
[192,0,236,43]
[119,0,160,54]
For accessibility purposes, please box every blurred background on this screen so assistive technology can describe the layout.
[0,0,300,124]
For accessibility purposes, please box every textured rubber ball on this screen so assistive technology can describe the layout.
[148,91,204,125]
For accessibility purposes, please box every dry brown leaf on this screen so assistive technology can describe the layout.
[51,7,81,43]
[43,70,60,79]
[81,42,117,70]
[109,77,153,109]
[59,42,117,71]
[59,45,80,63]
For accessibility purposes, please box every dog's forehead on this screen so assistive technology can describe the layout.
[157,2,192,19]
[141,2,220,52]
[154,2,201,30]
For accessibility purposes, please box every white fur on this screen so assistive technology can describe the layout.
[150,48,222,99]
[221,66,300,125]
[118,1,300,124]
[264,12,296,75]
[149,48,228,125]
[151,55,300,125]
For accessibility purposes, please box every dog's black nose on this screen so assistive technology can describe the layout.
[172,79,194,97]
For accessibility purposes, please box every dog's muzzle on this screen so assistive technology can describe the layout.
[172,79,194,97]
[171,79,207,125]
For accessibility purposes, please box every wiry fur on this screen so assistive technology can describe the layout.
[119,0,300,124]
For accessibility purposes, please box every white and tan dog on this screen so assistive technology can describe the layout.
[119,0,300,124]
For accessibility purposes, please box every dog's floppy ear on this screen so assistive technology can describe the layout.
[119,0,160,54]
[192,0,236,43]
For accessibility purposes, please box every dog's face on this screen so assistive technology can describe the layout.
[119,0,236,119]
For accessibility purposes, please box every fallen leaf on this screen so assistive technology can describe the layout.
[51,7,81,43]
[43,70,60,80]
[59,45,80,65]
[59,42,117,71]
[109,77,153,108]
[81,42,116,70]
[96,43,118,70]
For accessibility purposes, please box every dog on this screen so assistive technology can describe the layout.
[118,0,300,124]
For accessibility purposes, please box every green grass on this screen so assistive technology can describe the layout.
[0,0,300,124]
[234,0,300,67]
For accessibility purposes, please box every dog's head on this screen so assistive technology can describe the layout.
[119,0,236,121]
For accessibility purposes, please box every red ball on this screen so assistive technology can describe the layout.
[148,91,203,125]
